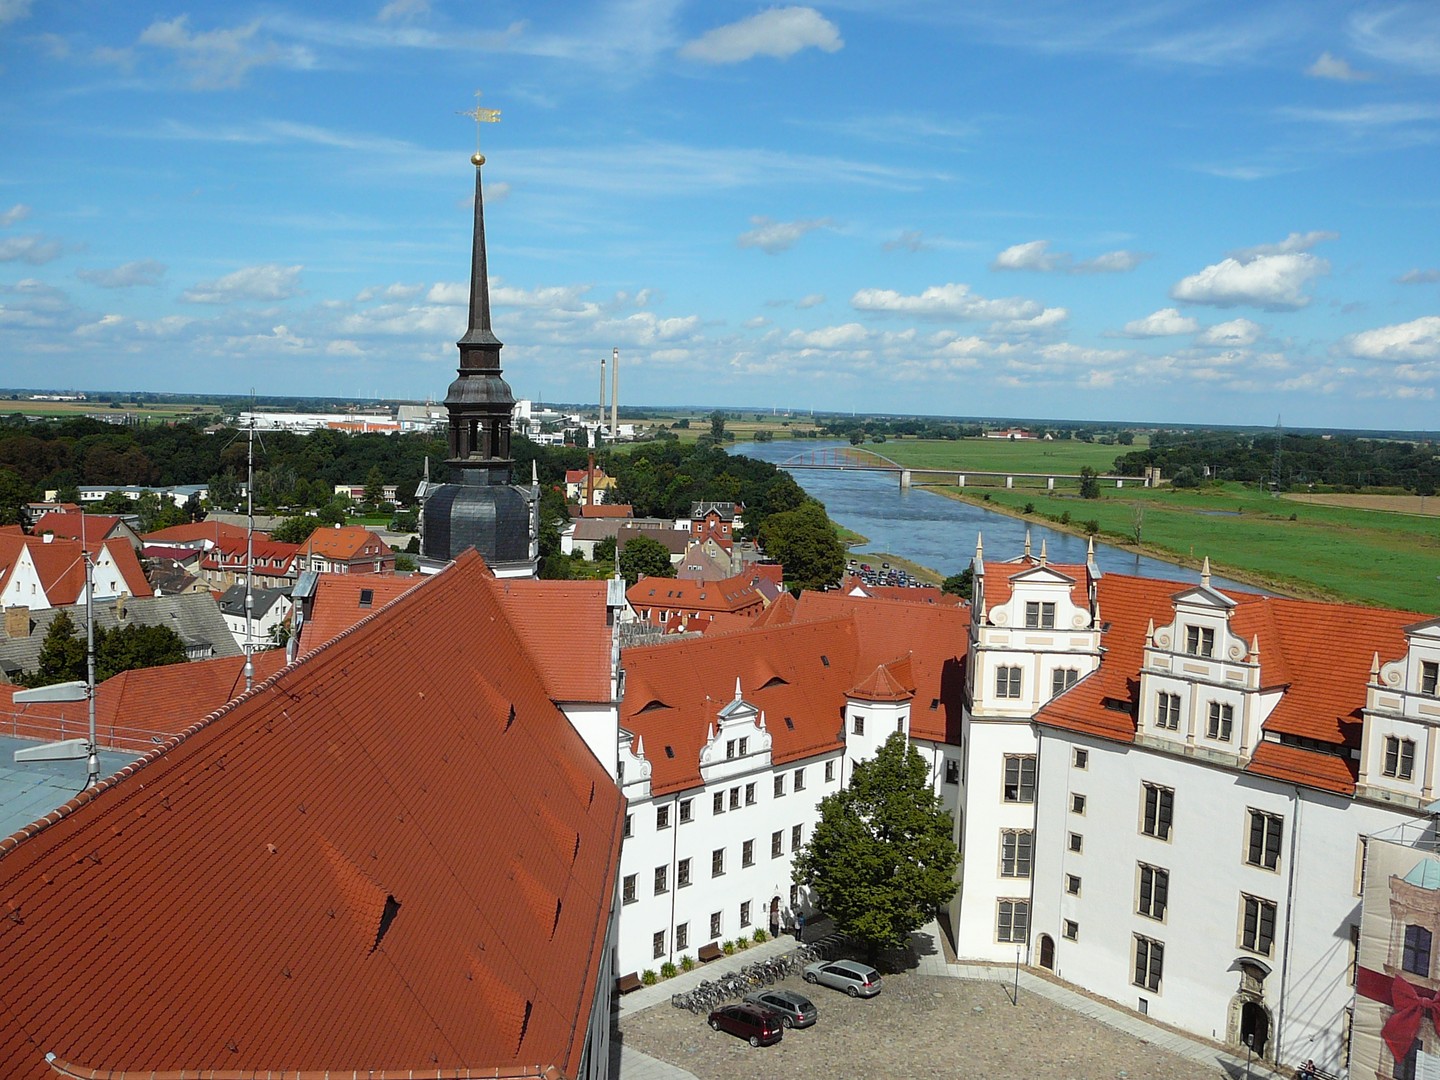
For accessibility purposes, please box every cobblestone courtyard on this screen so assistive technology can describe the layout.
[620,967,1240,1080]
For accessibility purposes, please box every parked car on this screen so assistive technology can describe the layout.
[743,988,817,1029]
[707,1002,784,1047]
[802,959,882,998]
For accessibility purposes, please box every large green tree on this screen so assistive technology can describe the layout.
[758,500,845,593]
[24,610,86,687]
[96,623,187,681]
[792,732,960,959]
[618,534,676,586]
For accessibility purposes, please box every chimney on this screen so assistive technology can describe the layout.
[610,347,619,442]
[116,593,128,624]
[4,606,31,639]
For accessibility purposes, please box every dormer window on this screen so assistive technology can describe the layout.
[1185,626,1215,658]
[738,737,748,756]
[1384,736,1416,781]
[725,739,735,759]
[1423,661,1439,697]
[1025,602,1056,630]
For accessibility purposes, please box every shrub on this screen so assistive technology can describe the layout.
[1059,510,1071,525]
[660,961,678,979]
[641,969,658,985]
[753,929,768,943]
[1170,466,1200,489]
[735,936,749,950]
[679,955,695,972]
[722,940,736,955]
[1023,502,1035,514]
[1084,520,1101,535]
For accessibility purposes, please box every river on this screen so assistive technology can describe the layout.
[732,440,1259,593]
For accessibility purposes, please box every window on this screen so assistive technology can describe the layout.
[1246,809,1283,871]
[1422,660,1438,697]
[1000,830,1033,878]
[745,782,756,806]
[792,824,803,850]
[1025,601,1056,629]
[945,759,961,784]
[654,865,668,894]
[996,665,1022,699]
[623,874,637,904]
[710,911,722,939]
[738,737,749,756]
[1396,1039,1420,1080]
[657,805,671,830]
[1404,924,1433,978]
[1065,874,1081,896]
[1133,935,1164,991]
[358,588,374,608]
[1385,736,1417,781]
[1156,692,1180,731]
[1073,747,1089,769]
[853,715,865,736]
[711,848,725,877]
[676,923,689,951]
[1185,625,1215,657]
[679,798,693,823]
[729,787,740,811]
[1051,668,1078,698]
[1142,784,1174,840]
[825,760,836,783]
[742,839,754,867]
[1068,832,1083,854]
[774,775,785,798]
[1063,920,1079,942]
[725,739,736,760]
[772,830,783,859]
[1138,864,1169,921]
[794,768,805,792]
[1241,894,1277,956]
[678,858,691,888]
[1003,755,1037,802]
[624,813,633,839]
[653,930,666,960]
[1071,793,1087,815]
[713,792,724,815]
[740,900,752,928]
[1207,701,1234,742]
[997,899,1029,943]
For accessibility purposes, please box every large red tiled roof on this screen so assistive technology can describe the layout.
[0,651,290,753]
[1034,574,1426,796]
[0,550,624,1079]
[0,534,151,606]
[31,511,125,542]
[627,572,766,619]
[302,525,392,561]
[497,579,612,703]
[296,574,419,653]
[979,558,1089,613]
[144,521,264,546]
[574,503,633,519]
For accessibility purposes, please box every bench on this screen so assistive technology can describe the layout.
[616,972,643,994]
[697,942,724,963]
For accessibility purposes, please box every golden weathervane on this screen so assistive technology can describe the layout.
[458,90,501,166]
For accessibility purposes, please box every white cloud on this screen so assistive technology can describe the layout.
[182,264,303,303]
[795,293,825,309]
[851,282,1042,322]
[1196,318,1264,347]
[356,282,425,302]
[0,204,31,227]
[992,239,1147,273]
[993,306,1068,334]
[138,15,316,89]
[1344,316,1440,362]
[378,0,429,22]
[0,234,62,265]
[1306,51,1372,81]
[884,229,929,253]
[1398,268,1440,284]
[1121,308,1199,337]
[0,0,31,27]
[426,282,467,305]
[737,216,831,254]
[1349,5,1440,75]
[680,6,842,64]
[491,282,596,311]
[76,260,167,288]
[1171,236,1333,310]
[788,323,869,349]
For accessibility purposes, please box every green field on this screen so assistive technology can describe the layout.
[860,436,1144,475]
[934,481,1440,613]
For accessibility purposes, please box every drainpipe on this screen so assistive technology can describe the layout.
[1275,783,1303,1064]
[669,791,680,963]
[1026,722,1042,967]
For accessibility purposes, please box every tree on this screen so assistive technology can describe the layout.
[618,534,676,586]
[24,610,86,687]
[758,501,845,593]
[362,466,386,507]
[1079,466,1100,500]
[96,623,187,681]
[0,465,34,526]
[941,567,973,600]
[709,410,727,443]
[848,429,865,446]
[792,732,959,959]
[271,515,318,545]
[593,536,618,563]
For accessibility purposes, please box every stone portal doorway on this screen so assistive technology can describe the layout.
[1240,1000,1270,1056]
[1038,933,1055,970]
[769,896,781,938]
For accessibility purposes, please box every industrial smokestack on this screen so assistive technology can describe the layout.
[599,353,606,436]
[610,348,619,442]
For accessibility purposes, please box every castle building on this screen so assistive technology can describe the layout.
[420,144,538,576]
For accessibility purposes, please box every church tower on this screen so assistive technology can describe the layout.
[420,108,539,577]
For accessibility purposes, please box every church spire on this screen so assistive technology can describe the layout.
[456,155,503,370]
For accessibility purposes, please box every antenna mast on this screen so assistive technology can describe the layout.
[1271,414,1283,496]
[244,410,256,691]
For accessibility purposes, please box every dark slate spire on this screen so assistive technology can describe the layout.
[457,159,503,371]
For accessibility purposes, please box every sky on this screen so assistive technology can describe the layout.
[2,1,1439,430]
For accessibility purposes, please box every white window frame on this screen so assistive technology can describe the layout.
[997,898,1030,944]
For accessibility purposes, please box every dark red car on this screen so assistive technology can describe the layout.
[707,1002,784,1047]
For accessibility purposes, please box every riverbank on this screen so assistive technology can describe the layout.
[848,551,943,586]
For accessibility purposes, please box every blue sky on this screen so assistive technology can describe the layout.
[2,1,1438,429]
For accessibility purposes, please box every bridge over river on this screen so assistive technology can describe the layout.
[779,445,1150,491]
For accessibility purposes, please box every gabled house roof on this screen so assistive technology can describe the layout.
[496,579,612,704]
[31,511,128,543]
[0,550,624,1079]
[144,521,263,547]
[302,525,392,562]
[0,533,152,607]
[294,574,419,653]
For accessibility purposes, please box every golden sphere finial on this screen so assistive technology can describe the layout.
[471,152,486,167]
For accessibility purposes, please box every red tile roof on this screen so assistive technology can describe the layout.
[144,521,264,546]
[497,579,612,703]
[0,550,623,1080]
[0,533,152,606]
[627,572,767,623]
[302,525,392,561]
[979,558,1089,613]
[31,511,125,542]
[1033,574,1426,796]
[296,574,419,653]
[574,503,633,519]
